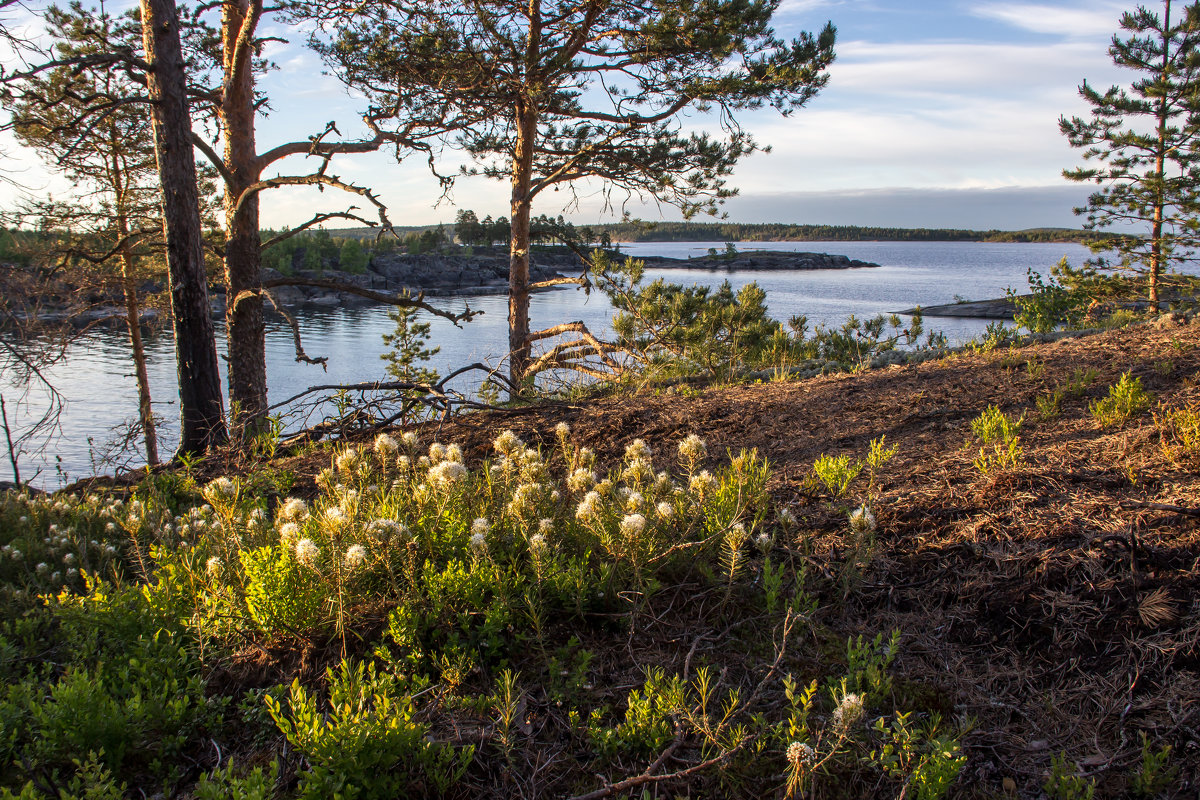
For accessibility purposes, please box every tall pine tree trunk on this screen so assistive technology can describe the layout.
[507,101,537,390]
[140,0,227,456]
[1150,0,1172,311]
[119,248,159,465]
[222,0,268,440]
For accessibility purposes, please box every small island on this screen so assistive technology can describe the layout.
[641,249,879,271]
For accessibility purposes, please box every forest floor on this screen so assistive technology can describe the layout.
[259,316,1200,796]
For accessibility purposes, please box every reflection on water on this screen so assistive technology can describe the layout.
[5,240,1098,487]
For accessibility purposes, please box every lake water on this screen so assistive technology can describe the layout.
[5,240,1096,487]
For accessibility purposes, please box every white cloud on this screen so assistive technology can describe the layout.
[970,2,1128,38]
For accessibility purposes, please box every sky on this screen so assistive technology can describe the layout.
[1,0,1138,230]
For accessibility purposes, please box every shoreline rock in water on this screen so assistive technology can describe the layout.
[900,296,1023,320]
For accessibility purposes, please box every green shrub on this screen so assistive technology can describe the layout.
[812,454,864,499]
[970,406,1024,477]
[241,545,327,636]
[1090,372,1152,428]
[1129,731,1178,797]
[1044,753,1095,800]
[970,405,1022,445]
[267,660,472,799]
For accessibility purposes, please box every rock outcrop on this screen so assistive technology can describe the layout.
[258,251,579,309]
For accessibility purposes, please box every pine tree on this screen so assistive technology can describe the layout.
[380,304,440,423]
[338,238,368,273]
[301,0,836,389]
[1060,0,1200,308]
[8,4,165,464]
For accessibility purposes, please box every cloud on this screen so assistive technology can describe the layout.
[970,2,1128,38]
[716,185,1093,229]
[777,0,848,13]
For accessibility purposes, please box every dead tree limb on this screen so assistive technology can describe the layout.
[258,278,482,325]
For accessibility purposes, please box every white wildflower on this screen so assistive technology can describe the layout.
[9,549,21,561]
[831,693,864,730]
[471,517,491,537]
[469,531,488,553]
[554,422,571,439]
[577,446,596,467]
[508,482,542,516]
[295,538,319,566]
[202,474,237,506]
[323,506,350,527]
[754,531,772,552]
[429,460,468,489]
[689,470,718,496]
[206,557,223,579]
[444,443,465,463]
[538,518,554,535]
[402,431,419,449]
[656,501,674,520]
[279,522,300,547]
[625,491,645,513]
[396,455,412,474]
[35,562,49,575]
[344,544,368,570]
[566,470,595,494]
[335,447,361,474]
[620,513,647,537]
[62,553,75,565]
[368,519,405,541]
[530,533,548,552]
[280,498,308,521]
[678,434,707,464]
[493,429,523,456]
[623,458,655,486]
[786,741,815,768]
[417,455,431,469]
[576,490,602,522]
[848,505,876,535]
[778,507,796,528]
[65,568,79,581]
[374,433,399,457]
[428,442,447,463]
[625,438,652,462]
[595,478,614,497]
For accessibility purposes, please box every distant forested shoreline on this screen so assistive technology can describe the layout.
[320,221,1116,244]
[588,222,1114,243]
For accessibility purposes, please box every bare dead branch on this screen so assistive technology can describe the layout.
[260,277,482,326]
[260,289,328,369]
[261,209,378,251]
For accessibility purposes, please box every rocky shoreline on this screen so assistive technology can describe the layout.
[3,248,881,325]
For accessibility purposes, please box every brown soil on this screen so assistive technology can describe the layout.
[241,319,1200,796]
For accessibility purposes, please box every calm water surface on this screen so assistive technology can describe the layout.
[6,240,1097,486]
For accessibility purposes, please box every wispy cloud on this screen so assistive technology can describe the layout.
[970,2,1128,38]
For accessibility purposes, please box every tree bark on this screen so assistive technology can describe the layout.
[221,0,268,440]
[508,100,537,390]
[119,249,159,465]
[140,0,227,455]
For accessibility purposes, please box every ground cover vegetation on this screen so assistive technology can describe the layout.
[1,317,1197,798]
